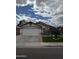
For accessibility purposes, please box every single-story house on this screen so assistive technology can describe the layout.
[16,20,62,42]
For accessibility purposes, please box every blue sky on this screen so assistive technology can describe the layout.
[16,4,52,20]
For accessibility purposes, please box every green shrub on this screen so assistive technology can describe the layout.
[42,36,63,42]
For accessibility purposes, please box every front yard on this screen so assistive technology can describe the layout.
[42,35,63,42]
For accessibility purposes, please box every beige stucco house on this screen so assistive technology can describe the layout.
[16,20,59,43]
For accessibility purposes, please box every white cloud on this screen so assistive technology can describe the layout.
[16,0,63,27]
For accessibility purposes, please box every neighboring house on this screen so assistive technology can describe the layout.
[16,20,60,42]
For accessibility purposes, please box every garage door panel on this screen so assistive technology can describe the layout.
[22,28,41,36]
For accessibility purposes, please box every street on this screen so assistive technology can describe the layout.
[16,47,63,59]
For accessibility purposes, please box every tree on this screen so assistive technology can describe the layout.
[49,26,59,39]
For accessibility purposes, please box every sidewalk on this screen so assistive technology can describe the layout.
[16,42,63,48]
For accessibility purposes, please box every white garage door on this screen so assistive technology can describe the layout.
[22,28,41,36]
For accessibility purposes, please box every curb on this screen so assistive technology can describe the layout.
[16,42,63,48]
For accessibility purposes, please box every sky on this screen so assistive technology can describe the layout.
[16,0,63,27]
